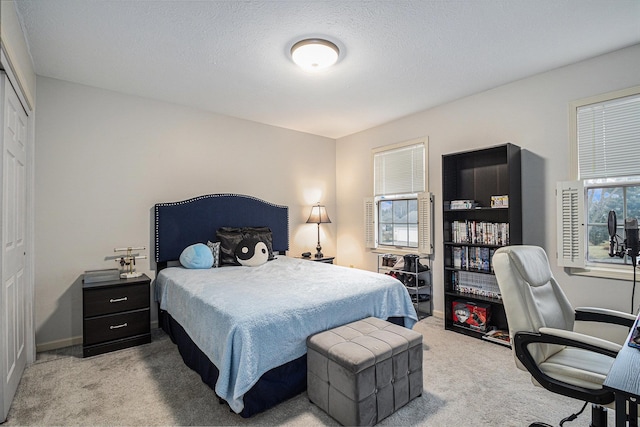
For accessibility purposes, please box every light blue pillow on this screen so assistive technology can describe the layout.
[179,243,214,269]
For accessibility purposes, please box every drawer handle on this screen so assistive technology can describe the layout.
[110,323,128,330]
[109,297,128,303]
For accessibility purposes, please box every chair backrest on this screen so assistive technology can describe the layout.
[493,245,575,369]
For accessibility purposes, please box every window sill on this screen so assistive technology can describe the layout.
[569,265,638,281]
[371,248,421,255]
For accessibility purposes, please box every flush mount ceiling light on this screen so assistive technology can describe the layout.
[290,38,339,72]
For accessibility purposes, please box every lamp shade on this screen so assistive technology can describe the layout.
[306,205,331,224]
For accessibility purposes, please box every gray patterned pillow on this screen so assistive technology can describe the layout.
[216,227,274,266]
[206,241,221,268]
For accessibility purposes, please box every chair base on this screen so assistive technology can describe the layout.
[590,404,607,427]
[529,404,607,427]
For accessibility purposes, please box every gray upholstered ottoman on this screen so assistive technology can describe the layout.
[307,317,423,426]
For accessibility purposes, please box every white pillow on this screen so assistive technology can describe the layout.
[234,238,269,267]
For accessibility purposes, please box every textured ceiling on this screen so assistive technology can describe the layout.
[14,0,640,139]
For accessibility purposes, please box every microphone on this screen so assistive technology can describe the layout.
[625,218,639,266]
[608,210,617,257]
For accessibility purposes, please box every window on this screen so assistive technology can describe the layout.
[378,198,418,247]
[558,86,640,270]
[586,183,640,265]
[364,138,433,254]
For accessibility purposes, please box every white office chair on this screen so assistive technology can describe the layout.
[493,245,636,427]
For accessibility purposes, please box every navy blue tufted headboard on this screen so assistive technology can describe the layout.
[154,194,289,269]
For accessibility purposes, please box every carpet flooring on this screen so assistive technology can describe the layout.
[3,317,612,426]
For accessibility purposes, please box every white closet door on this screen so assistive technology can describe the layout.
[1,74,28,422]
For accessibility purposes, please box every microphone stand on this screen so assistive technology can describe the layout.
[632,251,638,314]
[607,211,640,313]
[627,218,639,314]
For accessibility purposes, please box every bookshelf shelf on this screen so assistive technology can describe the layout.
[442,143,521,345]
[444,242,502,249]
[444,206,509,212]
[444,266,496,275]
[444,290,502,304]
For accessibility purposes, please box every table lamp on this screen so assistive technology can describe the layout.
[306,204,331,259]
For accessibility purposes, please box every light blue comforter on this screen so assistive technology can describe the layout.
[155,256,417,413]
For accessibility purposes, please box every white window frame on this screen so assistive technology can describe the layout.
[365,137,433,255]
[559,85,640,280]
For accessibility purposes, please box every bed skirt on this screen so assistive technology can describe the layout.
[159,309,404,417]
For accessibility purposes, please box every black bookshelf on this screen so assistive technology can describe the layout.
[442,143,521,344]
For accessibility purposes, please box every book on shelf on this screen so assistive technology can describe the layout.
[460,246,468,269]
[479,247,490,272]
[628,317,640,349]
[453,247,462,268]
[448,200,477,210]
[482,329,511,347]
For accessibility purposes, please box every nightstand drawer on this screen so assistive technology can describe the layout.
[83,283,149,317]
[83,309,150,346]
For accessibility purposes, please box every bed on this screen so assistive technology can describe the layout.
[153,193,418,417]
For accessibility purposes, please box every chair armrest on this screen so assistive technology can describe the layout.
[538,327,622,354]
[575,306,636,327]
[513,330,617,405]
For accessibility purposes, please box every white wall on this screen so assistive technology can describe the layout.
[336,44,640,325]
[34,77,336,349]
[34,44,640,349]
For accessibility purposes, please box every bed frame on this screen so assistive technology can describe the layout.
[154,193,303,417]
[154,193,289,270]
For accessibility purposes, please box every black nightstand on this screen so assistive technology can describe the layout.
[82,273,151,357]
[299,256,335,264]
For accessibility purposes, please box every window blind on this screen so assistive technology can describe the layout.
[374,143,425,196]
[577,93,640,180]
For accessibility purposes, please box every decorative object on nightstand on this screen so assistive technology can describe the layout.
[83,268,120,284]
[114,246,147,279]
[82,273,151,357]
[306,204,331,259]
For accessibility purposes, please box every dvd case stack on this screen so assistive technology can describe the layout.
[452,270,501,299]
[450,220,509,245]
[452,247,495,272]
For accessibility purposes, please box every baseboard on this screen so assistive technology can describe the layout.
[432,309,444,319]
[36,336,83,353]
[36,319,160,352]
